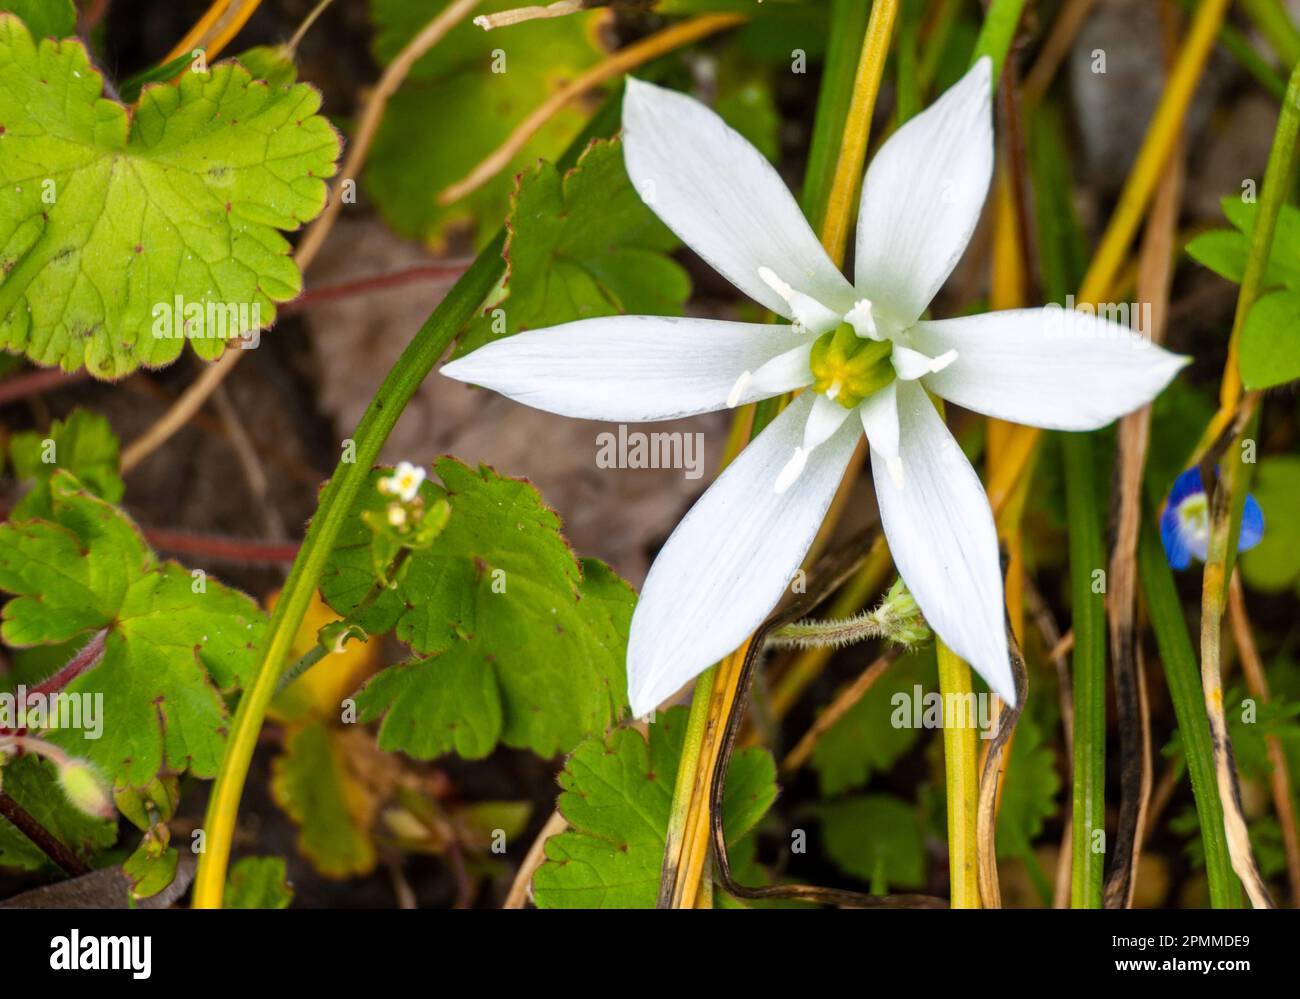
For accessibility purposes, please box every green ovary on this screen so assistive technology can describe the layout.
[809,322,895,409]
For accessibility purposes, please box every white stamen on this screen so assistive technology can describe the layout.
[774,447,808,494]
[826,379,841,400]
[892,345,959,380]
[727,370,753,409]
[845,298,880,339]
[758,266,796,304]
[758,266,841,335]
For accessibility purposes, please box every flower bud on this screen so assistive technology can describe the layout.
[57,758,116,820]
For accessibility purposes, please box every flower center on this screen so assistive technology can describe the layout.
[1177,493,1210,545]
[809,322,895,409]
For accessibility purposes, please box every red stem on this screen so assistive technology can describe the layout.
[27,629,108,699]
[0,792,90,876]
[142,527,299,565]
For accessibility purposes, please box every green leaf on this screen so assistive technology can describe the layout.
[366,0,604,249]
[356,644,503,760]
[0,472,268,788]
[225,855,293,909]
[0,1,75,39]
[0,16,340,377]
[810,646,938,795]
[122,838,179,900]
[9,407,122,519]
[457,138,689,355]
[1185,230,1252,285]
[1242,455,1300,593]
[1185,197,1300,290]
[271,720,378,879]
[816,793,926,891]
[325,461,634,758]
[995,710,1060,859]
[0,754,117,871]
[532,705,778,908]
[1239,289,1300,390]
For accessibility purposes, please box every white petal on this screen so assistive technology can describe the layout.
[627,393,862,716]
[871,380,1014,704]
[623,78,856,318]
[858,383,902,487]
[891,344,959,381]
[854,57,993,325]
[441,316,803,421]
[909,307,1192,430]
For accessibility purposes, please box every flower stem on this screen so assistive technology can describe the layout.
[1240,0,1300,66]
[818,0,900,262]
[190,98,624,908]
[656,663,715,907]
[1227,571,1300,906]
[1191,61,1300,911]
[664,645,749,909]
[931,2,1031,910]
[193,237,504,908]
[1139,525,1240,907]
[0,791,88,877]
[969,0,1028,83]
[767,536,892,720]
[1209,61,1300,443]
[801,0,874,230]
[1200,401,1272,908]
[1064,433,1106,908]
[657,0,901,909]
[937,641,980,908]
[275,548,412,695]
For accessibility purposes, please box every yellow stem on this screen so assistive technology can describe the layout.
[206,0,262,60]
[660,0,899,908]
[163,0,233,63]
[670,645,748,909]
[818,0,901,261]
[938,641,981,908]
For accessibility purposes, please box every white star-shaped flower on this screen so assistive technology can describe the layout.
[443,59,1189,716]
[379,461,426,503]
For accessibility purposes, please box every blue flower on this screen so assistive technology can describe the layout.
[1160,467,1264,569]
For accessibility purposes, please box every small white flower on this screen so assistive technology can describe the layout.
[380,461,426,503]
[443,59,1189,716]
